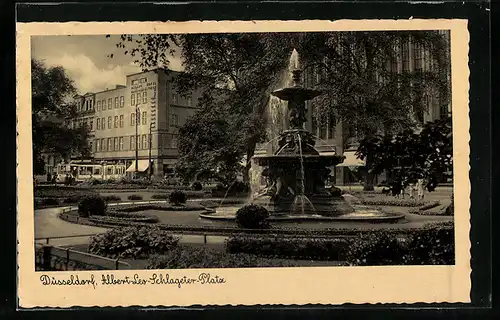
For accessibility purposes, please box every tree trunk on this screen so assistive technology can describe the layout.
[363,154,375,191]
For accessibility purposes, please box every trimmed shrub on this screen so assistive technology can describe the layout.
[77,195,107,217]
[235,204,270,229]
[405,227,455,265]
[226,236,349,260]
[88,226,179,259]
[169,190,187,206]
[63,195,82,204]
[127,194,143,201]
[102,195,121,202]
[191,181,203,191]
[147,246,300,269]
[329,186,342,197]
[343,231,405,266]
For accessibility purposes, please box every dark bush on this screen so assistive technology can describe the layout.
[226,236,349,260]
[329,186,342,197]
[419,201,440,211]
[102,195,121,202]
[78,195,107,217]
[169,190,187,206]
[147,246,300,269]
[39,198,60,206]
[88,226,179,259]
[127,194,143,201]
[235,204,270,229]
[231,181,250,193]
[191,181,203,191]
[405,227,455,265]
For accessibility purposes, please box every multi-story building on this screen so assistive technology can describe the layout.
[308,31,452,186]
[259,31,452,186]
[64,68,202,180]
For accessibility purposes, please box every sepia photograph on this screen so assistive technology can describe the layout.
[16,20,471,307]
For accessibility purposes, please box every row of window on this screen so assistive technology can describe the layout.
[97,96,125,111]
[75,112,179,131]
[92,134,179,152]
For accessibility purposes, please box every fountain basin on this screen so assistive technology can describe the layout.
[200,206,405,223]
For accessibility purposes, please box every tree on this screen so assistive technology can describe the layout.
[31,59,90,174]
[109,33,294,182]
[175,93,244,185]
[356,116,452,192]
[298,31,451,190]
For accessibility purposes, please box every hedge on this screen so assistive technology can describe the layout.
[226,236,349,260]
[148,246,302,269]
[226,225,454,265]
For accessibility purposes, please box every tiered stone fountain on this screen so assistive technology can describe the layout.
[200,49,404,223]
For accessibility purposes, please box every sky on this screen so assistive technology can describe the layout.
[31,35,184,94]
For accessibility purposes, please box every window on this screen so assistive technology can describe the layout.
[187,96,192,107]
[137,135,142,150]
[414,42,423,71]
[115,97,119,108]
[89,119,93,131]
[131,94,135,106]
[119,115,124,128]
[130,113,135,126]
[89,141,93,152]
[130,136,136,150]
[142,91,147,103]
[142,111,147,125]
[101,138,105,151]
[97,101,101,111]
[402,42,410,72]
[95,139,100,152]
[131,79,139,85]
[171,135,178,148]
[114,138,119,151]
[140,77,147,83]
[102,100,105,108]
[142,135,148,150]
[172,93,178,104]
[108,116,112,129]
[119,137,124,151]
[101,118,105,130]
[96,118,100,130]
[136,110,141,124]
[170,114,178,127]
[120,96,124,107]
[107,138,112,151]
[108,98,112,110]
[114,116,118,128]
[136,93,141,105]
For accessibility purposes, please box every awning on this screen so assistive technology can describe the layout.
[126,160,150,172]
[336,151,366,167]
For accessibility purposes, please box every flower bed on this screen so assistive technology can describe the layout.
[89,215,159,224]
[113,203,203,212]
[148,246,302,269]
[35,186,97,198]
[418,201,441,211]
[199,199,247,208]
[360,198,429,207]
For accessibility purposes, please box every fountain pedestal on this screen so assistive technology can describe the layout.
[250,62,354,217]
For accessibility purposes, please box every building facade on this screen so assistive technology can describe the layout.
[66,68,202,180]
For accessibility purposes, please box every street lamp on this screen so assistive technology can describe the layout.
[135,105,139,178]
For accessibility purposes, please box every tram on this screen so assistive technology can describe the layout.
[55,162,127,182]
